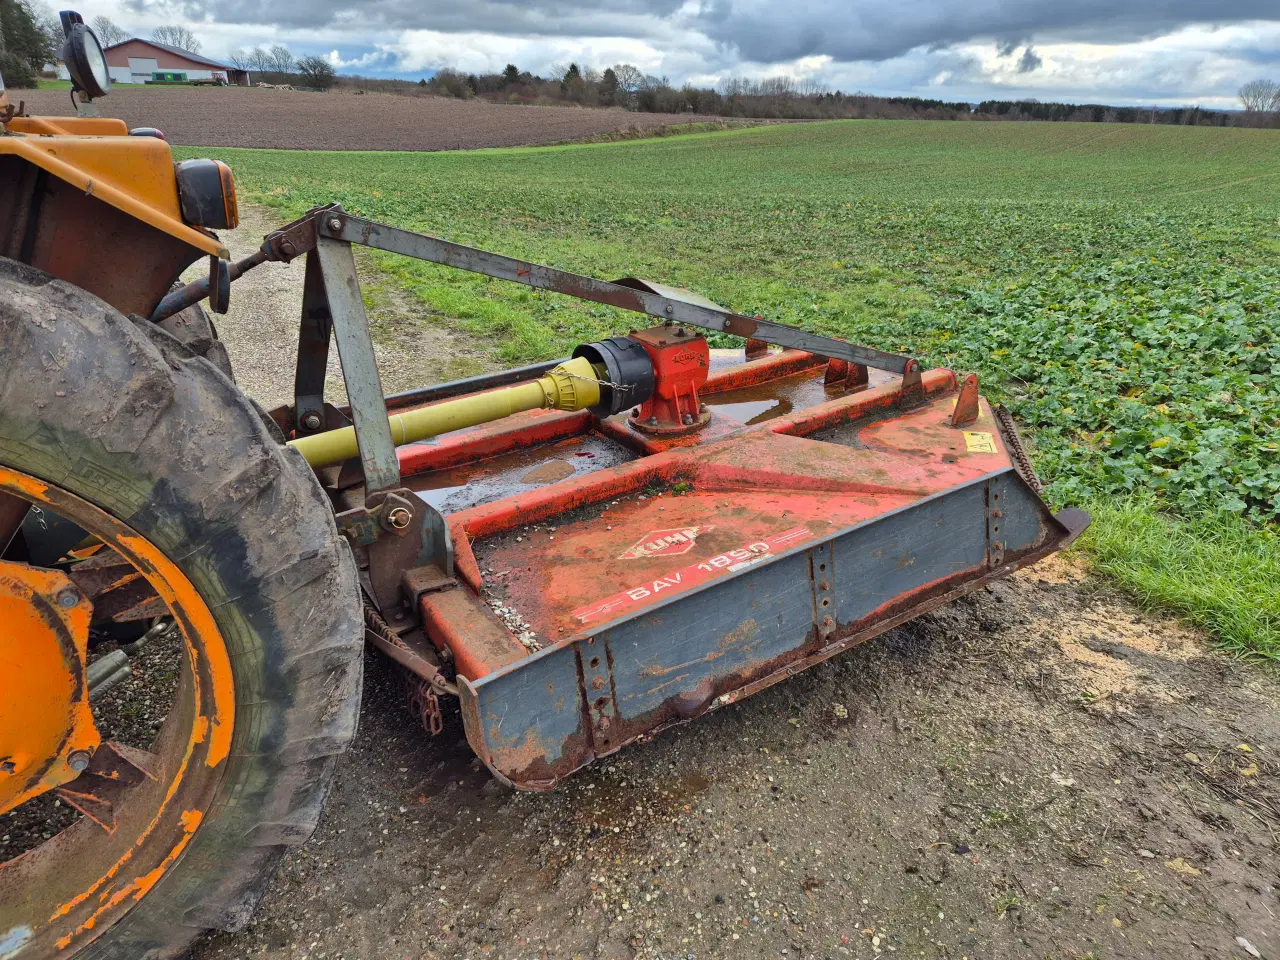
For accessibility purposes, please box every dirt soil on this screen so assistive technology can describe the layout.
[189,208,1279,960]
[17,87,723,151]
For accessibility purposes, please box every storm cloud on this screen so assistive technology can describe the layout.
[129,0,1275,54]
[128,0,688,35]
[691,0,1277,63]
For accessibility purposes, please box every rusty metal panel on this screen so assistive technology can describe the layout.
[314,235,401,495]
[462,637,589,789]
[392,352,1085,789]
[830,480,990,625]
[990,470,1053,564]
[318,213,913,374]
[460,470,1063,787]
[599,546,816,723]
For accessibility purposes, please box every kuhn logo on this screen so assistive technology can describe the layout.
[619,526,712,560]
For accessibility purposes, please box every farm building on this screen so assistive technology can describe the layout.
[90,39,250,86]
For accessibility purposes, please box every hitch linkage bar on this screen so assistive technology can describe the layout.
[152,204,916,377]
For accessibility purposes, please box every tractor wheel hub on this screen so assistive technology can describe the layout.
[0,559,100,814]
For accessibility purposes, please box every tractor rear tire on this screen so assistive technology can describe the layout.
[154,287,235,380]
[0,258,364,957]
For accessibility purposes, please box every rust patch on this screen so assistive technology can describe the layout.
[521,459,576,484]
[719,618,761,649]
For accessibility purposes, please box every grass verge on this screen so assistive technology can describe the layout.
[1082,498,1279,662]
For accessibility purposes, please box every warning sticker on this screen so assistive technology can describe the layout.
[618,525,712,561]
[573,526,813,625]
[963,431,997,454]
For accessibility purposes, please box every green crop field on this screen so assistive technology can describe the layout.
[179,120,1280,659]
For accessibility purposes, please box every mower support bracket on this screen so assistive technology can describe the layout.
[312,234,401,494]
[300,219,455,608]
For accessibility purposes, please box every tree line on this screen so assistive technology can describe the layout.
[227,44,335,88]
[413,60,1265,127]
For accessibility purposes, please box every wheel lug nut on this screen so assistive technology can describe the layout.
[56,588,81,609]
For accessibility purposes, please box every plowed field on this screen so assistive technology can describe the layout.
[16,86,721,150]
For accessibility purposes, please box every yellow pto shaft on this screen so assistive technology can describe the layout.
[288,355,604,469]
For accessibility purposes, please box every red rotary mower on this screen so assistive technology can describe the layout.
[162,204,1090,790]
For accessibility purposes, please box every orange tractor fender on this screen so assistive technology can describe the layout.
[1,102,232,316]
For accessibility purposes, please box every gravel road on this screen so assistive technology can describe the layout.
[17,87,723,151]
[187,209,1279,960]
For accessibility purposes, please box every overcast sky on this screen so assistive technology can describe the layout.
[80,0,1280,107]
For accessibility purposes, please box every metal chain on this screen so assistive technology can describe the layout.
[363,601,458,696]
[564,371,634,393]
[993,405,1044,495]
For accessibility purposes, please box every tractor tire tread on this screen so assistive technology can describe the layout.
[0,256,363,959]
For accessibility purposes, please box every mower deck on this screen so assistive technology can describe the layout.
[370,348,1086,789]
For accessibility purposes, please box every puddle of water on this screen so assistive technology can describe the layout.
[406,434,636,515]
[706,397,788,425]
[703,369,825,425]
[705,365,898,427]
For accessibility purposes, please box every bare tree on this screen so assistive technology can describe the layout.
[757,76,796,98]
[795,76,828,98]
[1239,78,1279,113]
[227,48,252,71]
[26,0,64,52]
[296,54,335,89]
[151,24,200,53]
[268,44,294,76]
[248,47,271,75]
[90,15,128,46]
[611,63,644,97]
